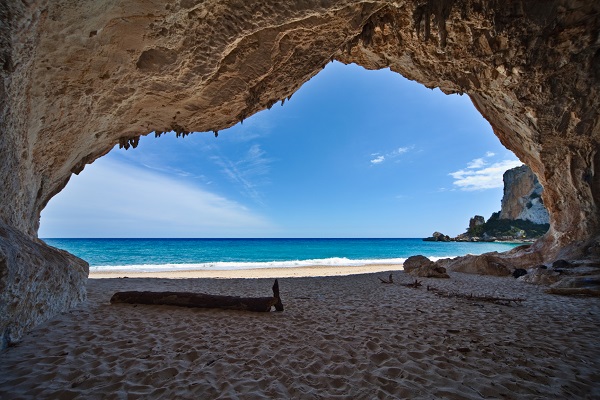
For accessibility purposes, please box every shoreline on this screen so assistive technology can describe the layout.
[89,263,405,279]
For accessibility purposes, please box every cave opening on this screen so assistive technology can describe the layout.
[2,0,598,352]
[39,62,528,268]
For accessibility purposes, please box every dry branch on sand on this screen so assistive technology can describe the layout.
[545,287,600,297]
[402,279,423,288]
[426,285,524,306]
[378,274,394,284]
[110,279,284,312]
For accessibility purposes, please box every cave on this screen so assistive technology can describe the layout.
[0,1,598,348]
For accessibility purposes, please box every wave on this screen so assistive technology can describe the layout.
[89,256,454,273]
[90,257,407,272]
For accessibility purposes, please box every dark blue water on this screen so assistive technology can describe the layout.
[43,238,521,272]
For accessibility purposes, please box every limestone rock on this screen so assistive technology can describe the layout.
[0,223,88,348]
[519,267,560,285]
[403,255,449,278]
[1,0,600,349]
[518,260,600,285]
[549,275,600,290]
[444,253,513,277]
[403,255,432,273]
[455,166,549,242]
[500,165,549,225]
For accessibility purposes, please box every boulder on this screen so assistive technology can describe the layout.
[403,255,433,273]
[403,255,450,278]
[443,253,513,276]
[518,266,561,285]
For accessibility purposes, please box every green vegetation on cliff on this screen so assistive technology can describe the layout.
[467,212,549,239]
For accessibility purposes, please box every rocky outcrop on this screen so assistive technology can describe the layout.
[546,275,600,296]
[519,260,600,285]
[430,166,550,243]
[462,166,549,241]
[423,232,451,242]
[469,216,486,232]
[1,1,599,348]
[500,165,549,225]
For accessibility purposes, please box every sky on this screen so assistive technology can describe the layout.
[39,62,522,238]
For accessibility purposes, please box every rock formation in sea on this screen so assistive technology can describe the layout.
[462,165,550,241]
[1,1,599,349]
[427,165,550,242]
[422,232,452,242]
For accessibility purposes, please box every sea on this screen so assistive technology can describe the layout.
[43,238,521,273]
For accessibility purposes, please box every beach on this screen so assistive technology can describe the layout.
[88,263,406,279]
[1,268,599,399]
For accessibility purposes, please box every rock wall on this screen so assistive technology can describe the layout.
[0,222,88,349]
[1,1,599,348]
[500,165,549,225]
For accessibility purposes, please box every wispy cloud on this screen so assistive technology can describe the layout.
[212,144,271,204]
[370,146,413,165]
[370,155,385,164]
[39,158,275,238]
[467,158,486,169]
[141,163,195,178]
[450,159,523,191]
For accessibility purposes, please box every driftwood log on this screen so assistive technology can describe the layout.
[110,279,284,312]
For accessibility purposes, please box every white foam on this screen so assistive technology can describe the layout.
[90,257,415,273]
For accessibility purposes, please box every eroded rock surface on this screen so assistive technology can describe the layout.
[500,165,549,225]
[1,1,599,348]
[404,255,449,279]
[0,223,88,348]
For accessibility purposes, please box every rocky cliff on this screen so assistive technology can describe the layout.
[500,165,549,225]
[1,1,599,349]
[427,165,550,242]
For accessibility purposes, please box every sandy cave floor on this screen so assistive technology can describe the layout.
[1,271,599,399]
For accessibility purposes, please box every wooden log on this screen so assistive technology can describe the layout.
[110,279,284,312]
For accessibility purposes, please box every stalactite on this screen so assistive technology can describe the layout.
[413,0,458,48]
[118,136,140,150]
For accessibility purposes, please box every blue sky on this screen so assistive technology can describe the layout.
[39,62,522,238]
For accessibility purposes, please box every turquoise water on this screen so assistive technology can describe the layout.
[43,238,521,273]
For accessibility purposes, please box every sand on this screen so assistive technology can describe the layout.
[88,264,406,279]
[1,268,599,399]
